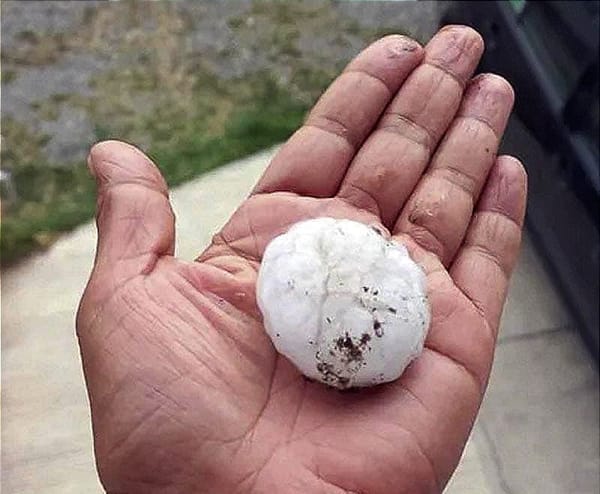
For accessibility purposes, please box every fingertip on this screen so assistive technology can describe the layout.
[87,140,168,195]
[458,74,515,137]
[437,24,485,51]
[479,155,528,226]
[468,73,515,106]
[344,33,425,93]
[378,33,424,55]
[88,139,134,169]
[496,155,527,189]
[89,139,130,156]
[425,25,485,87]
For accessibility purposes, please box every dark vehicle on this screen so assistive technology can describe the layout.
[441,0,599,360]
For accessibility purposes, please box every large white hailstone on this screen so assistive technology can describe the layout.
[257,218,430,389]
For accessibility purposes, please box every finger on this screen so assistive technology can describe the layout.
[390,231,496,389]
[450,156,527,332]
[252,35,424,197]
[337,25,484,226]
[88,140,175,282]
[394,73,514,265]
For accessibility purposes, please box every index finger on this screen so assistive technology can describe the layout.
[252,35,424,197]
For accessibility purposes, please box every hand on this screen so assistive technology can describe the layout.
[77,26,527,494]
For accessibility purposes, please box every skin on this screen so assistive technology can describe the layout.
[77,26,527,494]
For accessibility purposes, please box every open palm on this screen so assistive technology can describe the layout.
[77,26,527,494]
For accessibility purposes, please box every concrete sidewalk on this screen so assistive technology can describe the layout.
[2,148,599,493]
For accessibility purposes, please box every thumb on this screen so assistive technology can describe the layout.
[88,140,175,282]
